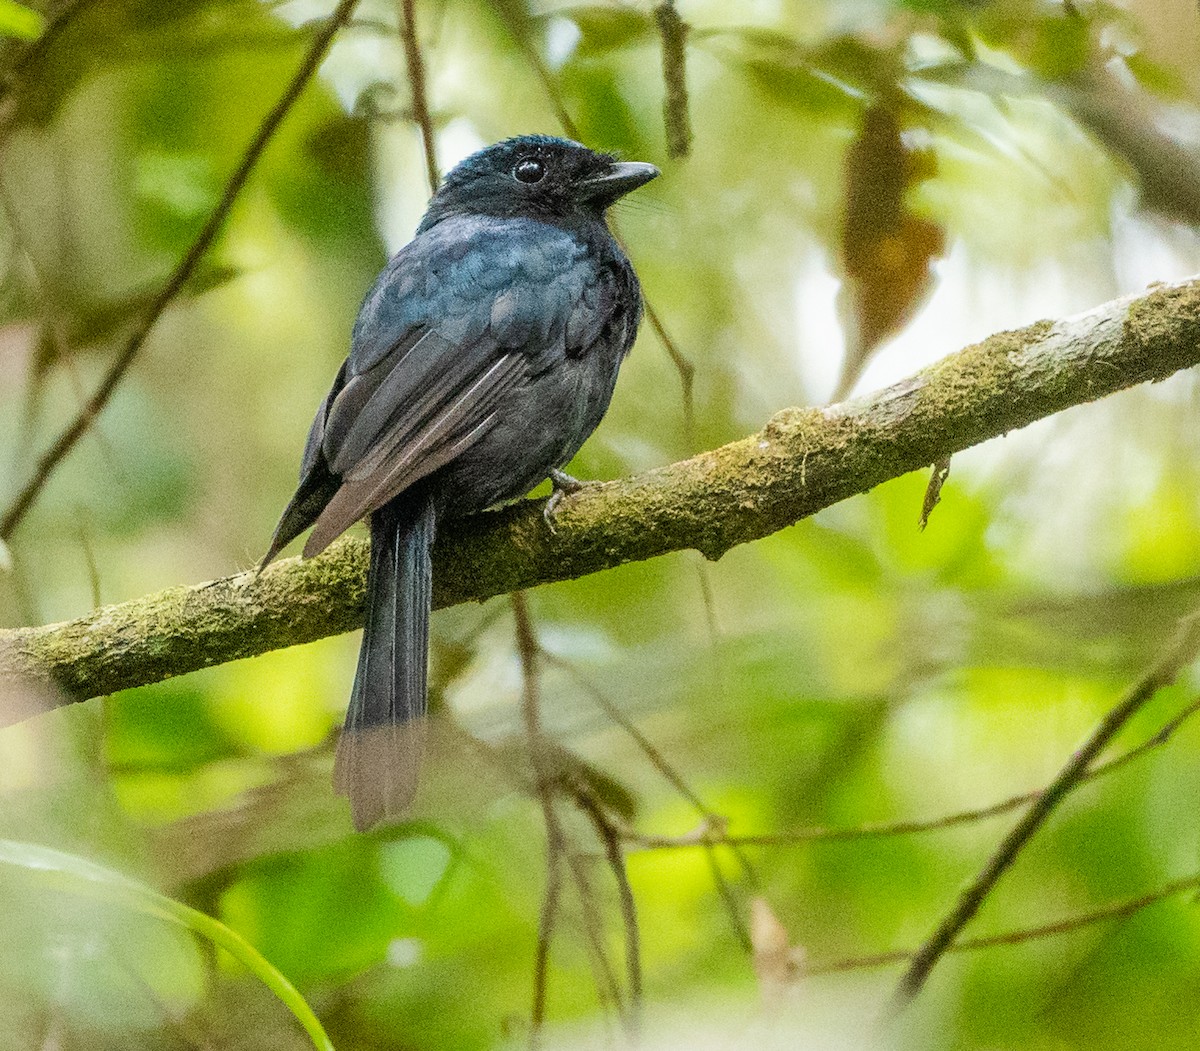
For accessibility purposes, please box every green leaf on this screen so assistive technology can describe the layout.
[1027,14,1092,80]
[0,840,335,1051]
[1123,51,1191,100]
[0,0,44,40]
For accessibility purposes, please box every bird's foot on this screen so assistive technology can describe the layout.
[544,469,585,534]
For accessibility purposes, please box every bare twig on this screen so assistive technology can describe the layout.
[0,0,362,541]
[513,591,566,1047]
[810,869,1200,976]
[0,0,103,110]
[573,787,643,1034]
[541,650,704,812]
[562,845,627,1024]
[397,0,439,195]
[76,510,101,609]
[703,844,754,955]
[530,846,562,1050]
[541,647,759,948]
[514,593,635,1036]
[642,295,696,449]
[890,613,1200,1011]
[623,693,1200,852]
[484,0,579,140]
[653,1,693,158]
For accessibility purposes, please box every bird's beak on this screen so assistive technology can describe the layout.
[577,161,660,204]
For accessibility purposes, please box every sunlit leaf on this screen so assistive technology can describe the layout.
[0,0,43,40]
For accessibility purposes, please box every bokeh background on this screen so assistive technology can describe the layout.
[3,0,1200,1047]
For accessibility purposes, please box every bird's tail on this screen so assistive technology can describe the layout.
[333,490,437,830]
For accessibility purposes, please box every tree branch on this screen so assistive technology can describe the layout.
[2,277,1199,710]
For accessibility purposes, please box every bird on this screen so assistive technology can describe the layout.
[260,135,658,830]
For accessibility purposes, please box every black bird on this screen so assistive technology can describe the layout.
[261,135,658,829]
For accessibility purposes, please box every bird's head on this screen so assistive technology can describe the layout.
[418,135,658,231]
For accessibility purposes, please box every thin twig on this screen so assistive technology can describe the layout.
[703,844,754,955]
[625,692,1200,851]
[514,593,632,1036]
[541,650,707,813]
[810,869,1200,976]
[889,613,1200,1012]
[563,845,628,1025]
[653,1,693,158]
[544,646,762,940]
[76,510,101,609]
[573,787,644,1034]
[624,241,696,449]
[513,591,566,1047]
[0,0,362,541]
[543,632,755,961]
[484,0,579,139]
[530,846,562,1050]
[696,559,721,648]
[397,0,439,195]
[643,297,695,449]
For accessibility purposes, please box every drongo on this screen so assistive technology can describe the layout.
[261,136,658,829]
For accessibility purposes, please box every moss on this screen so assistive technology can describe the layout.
[3,281,1200,708]
[1124,282,1200,357]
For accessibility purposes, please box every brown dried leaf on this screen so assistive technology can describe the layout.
[750,897,806,1006]
[834,105,945,401]
[920,456,952,530]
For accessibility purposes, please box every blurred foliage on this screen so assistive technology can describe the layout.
[0,0,43,40]
[3,0,1200,1048]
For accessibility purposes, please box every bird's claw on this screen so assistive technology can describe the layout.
[544,469,584,535]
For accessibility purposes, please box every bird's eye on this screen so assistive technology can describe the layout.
[513,158,546,184]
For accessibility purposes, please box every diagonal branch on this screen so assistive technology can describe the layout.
[0,0,361,542]
[888,611,1200,1012]
[2,277,1200,709]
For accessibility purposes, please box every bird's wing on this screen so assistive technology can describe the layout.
[300,216,595,557]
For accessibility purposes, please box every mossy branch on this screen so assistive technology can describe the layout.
[2,278,1199,713]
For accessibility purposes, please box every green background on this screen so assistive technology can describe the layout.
[3,0,1200,1047]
